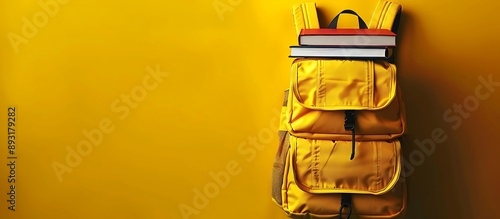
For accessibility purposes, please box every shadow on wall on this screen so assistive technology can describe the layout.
[396,11,474,219]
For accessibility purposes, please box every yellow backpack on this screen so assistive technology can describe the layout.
[272,1,407,218]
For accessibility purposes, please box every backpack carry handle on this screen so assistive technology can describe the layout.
[328,9,368,29]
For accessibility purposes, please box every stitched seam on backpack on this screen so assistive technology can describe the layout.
[369,61,373,107]
[311,140,320,189]
[379,2,388,29]
[303,4,309,29]
[375,1,389,29]
[365,61,370,107]
[373,4,382,28]
[376,142,381,190]
[317,60,325,107]
[381,1,391,29]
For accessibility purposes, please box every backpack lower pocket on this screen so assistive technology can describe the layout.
[281,137,406,218]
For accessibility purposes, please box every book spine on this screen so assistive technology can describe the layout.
[292,3,320,37]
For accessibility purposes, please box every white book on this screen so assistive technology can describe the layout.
[289,46,389,59]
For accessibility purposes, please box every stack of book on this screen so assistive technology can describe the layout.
[290,28,396,59]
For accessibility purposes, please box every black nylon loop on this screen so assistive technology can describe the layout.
[328,9,368,29]
[338,204,352,219]
[338,194,353,219]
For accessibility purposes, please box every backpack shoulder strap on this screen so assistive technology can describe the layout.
[292,2,320,36]
[369,0,402,62]
[368,0,402,33]
[271,90,291,206]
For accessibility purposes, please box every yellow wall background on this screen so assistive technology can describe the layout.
[0,0,499,218]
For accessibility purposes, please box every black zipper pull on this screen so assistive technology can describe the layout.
[344,110,356,160]
[338,194,353,219]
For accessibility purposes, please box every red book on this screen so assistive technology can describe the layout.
[299,28,396,47]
